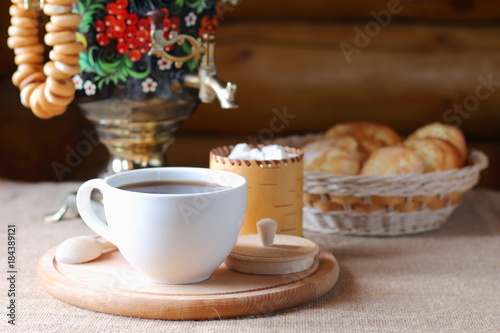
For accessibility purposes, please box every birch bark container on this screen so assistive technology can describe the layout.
[210,145,304,236]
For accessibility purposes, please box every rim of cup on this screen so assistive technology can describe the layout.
[100,167,247,197]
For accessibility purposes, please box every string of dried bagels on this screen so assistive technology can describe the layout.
[7,0,83,119]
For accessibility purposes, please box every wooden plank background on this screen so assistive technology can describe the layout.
[223,0,500,21]
[188,22,500,135]
[0,0,499,188]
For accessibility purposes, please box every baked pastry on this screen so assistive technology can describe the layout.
[324,121,403,162]
[302,121,468,176]
[303,135,362,159]
[406,122,467,163]
[303,142,360,175]
[360,147,424,175]
[404,138,463,172]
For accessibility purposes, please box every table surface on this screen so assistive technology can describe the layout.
[1,179,499,333]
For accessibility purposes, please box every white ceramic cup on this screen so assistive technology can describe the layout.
[76,167,247,284]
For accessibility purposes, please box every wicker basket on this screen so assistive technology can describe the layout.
[274,135,488,236]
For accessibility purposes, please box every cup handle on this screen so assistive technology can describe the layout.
[76,179,113,243]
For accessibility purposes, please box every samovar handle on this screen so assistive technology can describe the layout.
[147,10,205,69]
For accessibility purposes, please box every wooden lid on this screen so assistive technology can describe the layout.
[230,234,319,262]
[225,219,319,275]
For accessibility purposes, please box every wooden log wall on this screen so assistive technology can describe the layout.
[0,0,499,188]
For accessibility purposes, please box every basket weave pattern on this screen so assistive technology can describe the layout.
[301,150,487,236]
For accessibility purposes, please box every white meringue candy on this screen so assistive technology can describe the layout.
[227,143,297,160]
[227,143,251,159]
[261,144,289,160]
[248,148,265,160]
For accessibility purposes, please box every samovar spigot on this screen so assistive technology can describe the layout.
[184,34,238,109]
[147,10,238,109]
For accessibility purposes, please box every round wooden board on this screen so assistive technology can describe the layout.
[38,246,339,320]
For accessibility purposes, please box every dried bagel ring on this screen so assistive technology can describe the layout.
[43,61,72,80]
[44,31,76,46]
[53,42,85,55]
[7,36,39,49]
[10,17,38,29]
[54,61,80,76]
[45,22,67,33]
[46,76,75,97]
[19,71,46,90]
[45,0,79,5]
[49,50,80,65]
[20,82,40,108]
[44,84,74,106]
[50,14,82,29]
[14,43,44,55]
[18,63,43,71]
[9,4,37,18]
[8,26,38,37]
[29,82,50,119]
[43,4,72,15]
[15,53,44,65]
[17,63,43,75]
[32,98,54,119]
[29,84,54,119]
[12,65,41,87]
[38,83,68,116]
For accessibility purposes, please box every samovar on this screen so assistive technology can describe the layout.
[73,0,238,174]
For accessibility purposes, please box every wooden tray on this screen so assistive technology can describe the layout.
[38,246,339,320]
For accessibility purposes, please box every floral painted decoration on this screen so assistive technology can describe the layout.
[74,0,219,98]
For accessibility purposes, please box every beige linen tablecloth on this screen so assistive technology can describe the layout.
[0,179,499,333]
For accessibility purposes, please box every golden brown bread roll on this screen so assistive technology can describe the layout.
[303,146,360,175]
[404,138,463,172]
[324,121,403,162]
[361,147,424,175]
[303,136,362,159]
[406,122,467,163]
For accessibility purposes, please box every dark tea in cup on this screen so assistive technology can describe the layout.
[119,181,229,194]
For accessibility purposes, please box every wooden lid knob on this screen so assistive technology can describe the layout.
[257,218,277,247]
[225,219,319,275]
